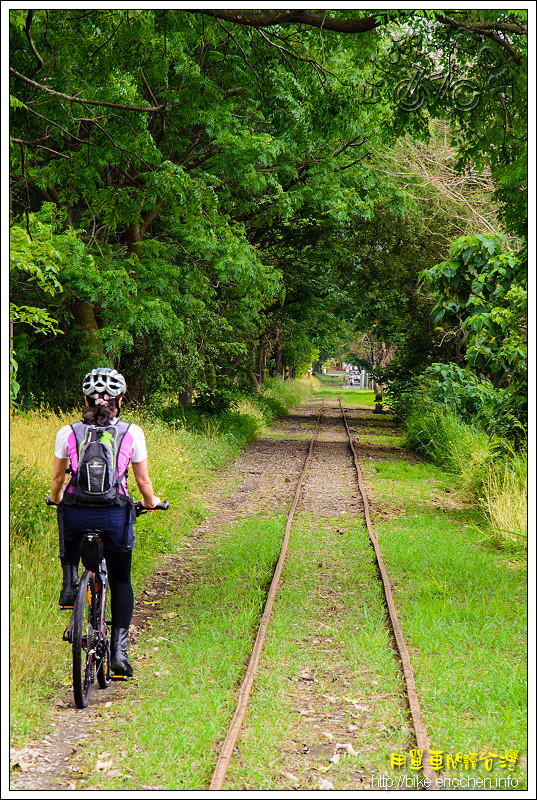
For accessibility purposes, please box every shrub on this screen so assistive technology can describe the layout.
[403,409,494,496]
[258,395,288,419]
[262,376,320,410]
[192,388,237,415]
[386,363,526,447]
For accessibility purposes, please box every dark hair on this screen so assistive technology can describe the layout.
[82,396,120,426]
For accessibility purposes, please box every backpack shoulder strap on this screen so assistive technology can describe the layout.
[114,421,133,478]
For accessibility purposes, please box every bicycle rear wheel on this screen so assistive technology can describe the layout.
[72,571,96,708]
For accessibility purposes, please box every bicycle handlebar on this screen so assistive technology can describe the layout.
[46,497,170,515]
[134,500,169,516]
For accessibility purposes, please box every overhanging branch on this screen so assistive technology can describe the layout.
[187,9,386,33]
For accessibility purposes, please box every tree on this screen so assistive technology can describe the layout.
[9,9,527,405]
[9,217,65,403]
[420,234,526,390]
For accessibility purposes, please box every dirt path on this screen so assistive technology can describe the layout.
[10,398,407,790]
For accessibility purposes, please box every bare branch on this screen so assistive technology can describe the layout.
[11,137,71,159]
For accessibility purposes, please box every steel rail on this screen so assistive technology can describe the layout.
[338,396,440,790]
[209,403,324,790]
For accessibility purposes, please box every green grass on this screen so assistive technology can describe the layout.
[9,379,318,744]
[74,517,287,790]
[482,448,527,545]
[361,454,527,787]
[315,387,377,407]
[403,408,494,490]
[401,408,527,547]
[71,512,414,791]
[224,513,410,790]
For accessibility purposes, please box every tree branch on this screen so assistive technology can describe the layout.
[10,68,167,113]
[11,137,71,159]
[187,9,386,33]
[434,13,525,65]
[24,11,44,77]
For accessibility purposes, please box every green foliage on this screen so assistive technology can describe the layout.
[9,10,527,405]
[386,362,525,446]
[419,235,527,428]
[9,219,66,404]
[192,388,237,416]
[258,395,288,419]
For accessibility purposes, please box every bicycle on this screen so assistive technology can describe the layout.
[47,498,169,709]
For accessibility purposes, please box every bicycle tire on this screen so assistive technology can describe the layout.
[72,571,96,709]
[96,639,112,689]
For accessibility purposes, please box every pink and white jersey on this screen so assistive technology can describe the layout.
[54,419,148,496]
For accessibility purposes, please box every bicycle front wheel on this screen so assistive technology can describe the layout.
[96,639,112,689]
[72,571,97,709]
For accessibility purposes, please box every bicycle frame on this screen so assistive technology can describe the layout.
[63,530,108,645]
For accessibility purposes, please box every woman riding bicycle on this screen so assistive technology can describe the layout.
[48,367,161,677]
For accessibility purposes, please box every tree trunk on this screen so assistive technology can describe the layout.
[71,299,106,364]
[178,384,193,406]
[126,223,143,257]
[372,341,395,413]
[256,343,267,388]
[274,347,284,378]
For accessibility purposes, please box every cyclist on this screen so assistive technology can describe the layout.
[48,367,161,677]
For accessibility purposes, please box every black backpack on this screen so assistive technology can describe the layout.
[64,420,132,507]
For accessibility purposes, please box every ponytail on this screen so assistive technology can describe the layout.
[82,395,120,426]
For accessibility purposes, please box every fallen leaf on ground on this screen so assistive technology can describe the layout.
[282,771,298,782]
[335,742,358,756]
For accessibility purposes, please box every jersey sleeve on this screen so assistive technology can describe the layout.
[128,423,148,462]
[54,425,72,459]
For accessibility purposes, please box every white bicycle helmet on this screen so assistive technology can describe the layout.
[82,367,126,398]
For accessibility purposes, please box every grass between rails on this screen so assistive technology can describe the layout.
[9,378,317,744]
[223,513,411,791]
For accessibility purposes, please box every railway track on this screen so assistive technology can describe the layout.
[210,397,440,790]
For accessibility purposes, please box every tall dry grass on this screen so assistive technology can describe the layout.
[482,449,527,544]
